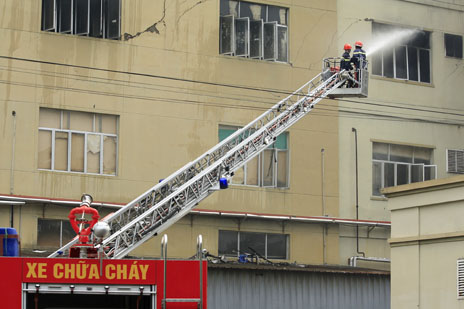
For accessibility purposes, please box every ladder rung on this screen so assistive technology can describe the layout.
[165,298,201,303]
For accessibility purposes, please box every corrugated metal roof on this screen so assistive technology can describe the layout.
[208,267,390,309]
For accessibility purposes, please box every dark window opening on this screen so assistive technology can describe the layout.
[41,0,120,40]
[445,33,463,58]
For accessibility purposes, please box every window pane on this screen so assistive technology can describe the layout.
[235,17,249,57]
[372,161,382,195]
[105,0,120,39]
[58,0,72,33]
[425,165,436,180]
[232,166,245,184]
[384,162,395,188]
[267,6,287,25]
[101,114,117,134]
[250,20,263,59]
[42,0,56,31]
[395,46,407,79]
[373,142,388,160]
[390,144,413,163]
[220,0,238,17]
[74,0,89,35]
[39,108,61,128]
[419,49,430,83]
[445,34,463,58]
[407,47,418,81]
[372,52,382,76]
[263,22,276,60]
[240,232,265,256]
[383,47,394,78]
[413,147,432,164]
[262,149,275,186]
[277,150,288,188]
[89,0,102,38]
[37,219,61,247]
[246,156,259,185]
[240,2,264,20]
[70,111,93,131]
[276,26,288,62]
[218,230,238,256]
[275,133,287,150]
[103,136,117,175]
[38,130,52,169]
[220,16,234,54]
[411,164,423,183]
[409,31,430,49]
[71,133,85,172]
[397,164,409,185]
[55,131,69,171]
[87,134,101,173]
[267,234,287,259]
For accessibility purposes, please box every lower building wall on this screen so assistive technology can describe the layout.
[207,267,390,309]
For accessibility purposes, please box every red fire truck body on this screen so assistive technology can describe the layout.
[0,257,207,309]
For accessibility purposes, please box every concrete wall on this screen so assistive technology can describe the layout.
[337,0,464,264]
[0,0,343,264]
[385,176,464,309]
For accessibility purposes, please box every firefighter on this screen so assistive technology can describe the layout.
[341,43,353,87]
[351,41,366,86]
[351,41,366,69]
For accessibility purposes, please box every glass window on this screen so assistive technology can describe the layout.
[219,0,288,63]
[218,230,288,260]
[41,0,120,39]
[445,33,463,58]
[218,125,288,188]
[372,22,431,83]
[38,108,118,175]
[372,142,436,195]
[37,218,75,248]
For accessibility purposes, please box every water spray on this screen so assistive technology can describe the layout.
[366,28,423,57]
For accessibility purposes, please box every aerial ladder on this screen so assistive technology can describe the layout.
[49,58,368,259]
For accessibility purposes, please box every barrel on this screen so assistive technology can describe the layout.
[0,228,19,257]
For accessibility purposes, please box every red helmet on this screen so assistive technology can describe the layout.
[344,43,352,50]
[355,41,363,47]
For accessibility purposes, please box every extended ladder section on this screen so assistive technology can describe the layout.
[50,59,365,259]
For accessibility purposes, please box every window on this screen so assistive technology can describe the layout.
[218,230,288,259]
[447,149,464,174]
[219,0,288,62]
[41,0,121,39]
[372,23,431,83]
[458,259,464,299]
[445,34,463,59]
[37,218,75,248]
[219,125,289,188]
[38,108,118,175]
[372,142,436,196]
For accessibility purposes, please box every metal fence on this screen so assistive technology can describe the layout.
[208,267,390,309]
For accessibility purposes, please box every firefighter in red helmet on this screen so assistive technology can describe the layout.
[341,43,352,71]
[351,41,366,69]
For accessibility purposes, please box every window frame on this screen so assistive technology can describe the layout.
[41,0,120,40]
[445,33,463,59]
[218,230,289,260]
[372,23,431,83]
[38,109,119,176]
[218,125,289,189]
[372,142,436,196]
[447,149,464,174]
[219,0,288,63]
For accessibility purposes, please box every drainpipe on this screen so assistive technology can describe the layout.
[321,148,327,264]
[10,110,17,228]
[352,128,365,257]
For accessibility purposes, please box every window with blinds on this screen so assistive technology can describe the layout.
[457,259,464,298]
[447,149,464,174]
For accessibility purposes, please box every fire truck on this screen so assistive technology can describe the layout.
[0,58,368,309]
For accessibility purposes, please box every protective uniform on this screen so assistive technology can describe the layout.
[341,43,352,71]
[351,41,366,69]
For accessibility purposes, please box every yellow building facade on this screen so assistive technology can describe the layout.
[0,0,345,264]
